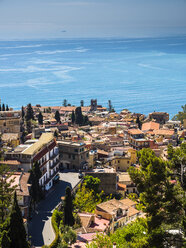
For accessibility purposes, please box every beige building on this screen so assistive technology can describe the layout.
[9,172,30,219]
[58,141,89,169]
[104,149,137,171]
[95,198,140,232]
[6,133,59,191]
[0,111,21,133]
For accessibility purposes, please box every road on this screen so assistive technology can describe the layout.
[29,171,80,248]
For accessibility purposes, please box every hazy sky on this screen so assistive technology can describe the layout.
[0,0,186,39]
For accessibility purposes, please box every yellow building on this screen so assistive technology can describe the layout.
[105,149,137,171]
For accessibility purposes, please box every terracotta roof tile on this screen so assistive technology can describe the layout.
[142,121,160,131]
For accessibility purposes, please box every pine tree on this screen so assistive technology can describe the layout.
[71,110,75,124]
[80,100,84,107]
[21,106,25,119]
[75,107,84,125]
[38,112,43,125]
[2,104,5,111]
[55,110,60,123]
[25,103,34,121]
[0,165,16,224]
[64,187,74,226]
[128,148,184,247]
[6,105,9,111]
[8,191,29,248]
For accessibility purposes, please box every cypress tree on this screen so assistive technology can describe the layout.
[75,107,84,125]
[38,112,43,125]
[26,120,32,133]
[2,104,5,111]
[71,110,75,124]
[25,103,34,121]
[21,106,25,119]
[64,187,74,226]
[8,191,29,248]
[6,105,9,111]
[0,105,1,111]
[55,110,60,123]
[63,99,67,107]
[80,100,84,107]
[30,162,43,207]
[136,116,142,129]
[83,115,89,125]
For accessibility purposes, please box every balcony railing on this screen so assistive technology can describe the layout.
[45,167,59,185]
[49,152,59,160]
[50,159,60,169]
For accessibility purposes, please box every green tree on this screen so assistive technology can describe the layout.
[63,99,67,107]
[110,218,148,248]
[172,104,186,123]
[8,191,29,248]
[29,162,43,208]
[80,100,84,107]
[74,185,102,213]
[64,187,74,226]
[6,105,9,111]
[2,104,5,111]
[0,165,15,224]
[86,233,113,248]
[83,115,90,125]
[26,120,32,133]
[75,107,84,125]
[21,106,25,119]
[0,105,1,111]
[167,143,186,190]
[60,226,77,246]
[128,148,184,247]
[38,112,43,125]
[25,103,34,121]
[0,230,11,248]
[55,110,60,123]
[136,116,142,129]
[83,175,100,194]
[71,110,75,124]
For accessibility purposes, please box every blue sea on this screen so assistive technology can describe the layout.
[0,36,186,118]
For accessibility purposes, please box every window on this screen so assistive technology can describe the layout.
[68,154,71,159]
[74,149,78,153]
[127,161,129,164]
[73,155,75,160]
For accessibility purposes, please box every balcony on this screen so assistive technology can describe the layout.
[44,167,59,185]
[49,152,59,160]
[50,159,60,169]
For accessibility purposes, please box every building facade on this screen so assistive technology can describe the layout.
[0,111,21,133]
[58,141,89,169]
[6,133,59,191]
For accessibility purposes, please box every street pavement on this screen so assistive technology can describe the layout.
[29,171,80,248]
